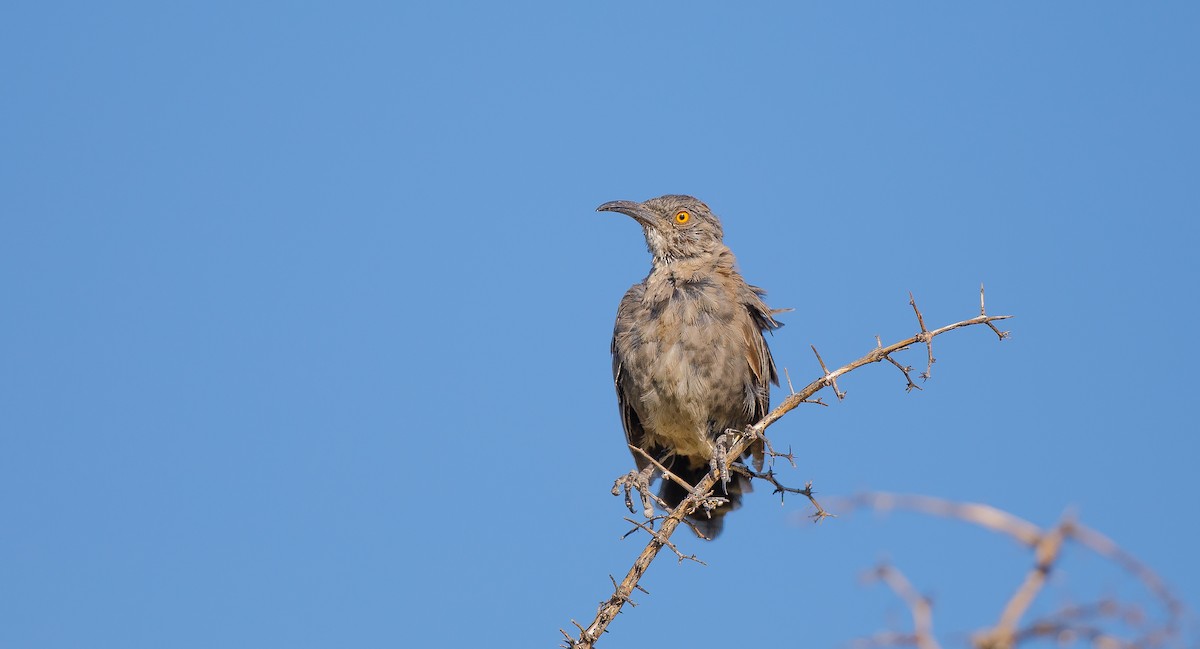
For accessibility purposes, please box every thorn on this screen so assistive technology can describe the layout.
[908,292,936,380]
[811,344,846,400]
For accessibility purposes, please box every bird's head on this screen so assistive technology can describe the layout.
[597,194,726,266]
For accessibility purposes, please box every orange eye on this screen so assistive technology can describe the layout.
[675,210,690,224]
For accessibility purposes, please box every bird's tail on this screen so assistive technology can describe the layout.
[658,461,752,540]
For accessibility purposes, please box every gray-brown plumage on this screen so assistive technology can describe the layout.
[599,195,781,539]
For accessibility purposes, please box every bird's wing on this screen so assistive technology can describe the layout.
[612,285,651,472]
[742,284,783,470]
[742,283,782,394]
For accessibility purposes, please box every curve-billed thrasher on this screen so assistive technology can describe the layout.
[599,194,782,539]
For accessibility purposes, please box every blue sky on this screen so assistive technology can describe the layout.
[3,2,1197,647]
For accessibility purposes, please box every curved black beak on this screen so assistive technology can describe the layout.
[597,200,658,228]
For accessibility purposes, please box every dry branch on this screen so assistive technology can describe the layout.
[865,562,941,649]
[833,493,1184,649]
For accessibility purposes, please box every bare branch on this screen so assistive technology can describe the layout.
[743,468,832,521]
[1012,600,1146,649]
[833,492,1184,649]
[1065,523,1185,643]
[884,353,923,392]
[862,562,941,649]
[833,492,1044,546]
[978,518,1069,649]
[622,518,706,565]
[754,310,1012,435]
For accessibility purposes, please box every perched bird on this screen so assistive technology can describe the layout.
[599,195,781,538]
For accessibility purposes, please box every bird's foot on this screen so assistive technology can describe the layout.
[611,466,656,519]
[694,491,730,516]
[710,432,736,493]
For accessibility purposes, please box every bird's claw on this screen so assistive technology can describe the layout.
[611,466,656,519]
[710,432,736,493]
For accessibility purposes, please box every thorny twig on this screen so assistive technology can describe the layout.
[621,518,706,565]
[627,444,695,496]
[742,467,832,521]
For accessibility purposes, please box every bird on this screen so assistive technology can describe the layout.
[598,194,782,539]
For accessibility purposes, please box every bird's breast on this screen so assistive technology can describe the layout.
[621,277,759,459]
